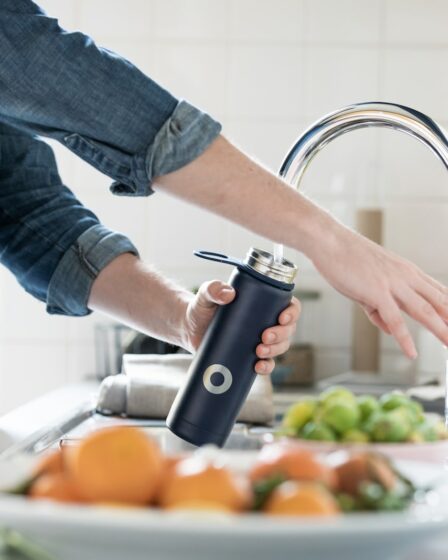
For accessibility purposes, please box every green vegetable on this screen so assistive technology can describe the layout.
[336,493,358,512]
[379,392,410,411]
[341,429,370,443]
[370,409,412,442]
[301,421,336,441]
[319,386,356,406]
[321,399,360,434]
[357,395,379,422]
[282,399,317,433]
[252,474,285,511]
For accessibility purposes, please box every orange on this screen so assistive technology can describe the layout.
[158,456,250,512]
[165,500,235,513]
[250,443,336,489]
[264,481,340,517]
[33,449,65,478]
[67,426,163,505]
[29,473,82,504]
[335,452,396,496]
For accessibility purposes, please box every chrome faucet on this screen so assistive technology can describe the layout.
[279,101,448,188]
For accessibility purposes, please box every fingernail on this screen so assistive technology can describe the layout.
[221,287,233,295]
[267,332,276,343]
[257,362,266,373]
[282,314,291,324]
[259,346,269,356]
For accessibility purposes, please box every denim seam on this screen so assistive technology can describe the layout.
[63,133,131,180]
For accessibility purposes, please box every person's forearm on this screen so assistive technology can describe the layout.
[88,253,192,348]
[154,135,337,260]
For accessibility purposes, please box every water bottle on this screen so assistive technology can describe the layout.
[166,248,297,447]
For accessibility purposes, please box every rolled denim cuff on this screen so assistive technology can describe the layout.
[46,224,138,316]
[110,100,222,197]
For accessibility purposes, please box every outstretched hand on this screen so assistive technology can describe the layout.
[182,280,301,374]
[311,223,448,359]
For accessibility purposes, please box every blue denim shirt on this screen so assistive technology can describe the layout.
[0,0,221,316]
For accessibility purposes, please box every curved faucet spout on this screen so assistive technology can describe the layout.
[279,102,448,188]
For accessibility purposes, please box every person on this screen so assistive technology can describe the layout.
[0,0,447,378]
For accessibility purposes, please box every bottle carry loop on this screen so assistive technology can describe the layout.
[194,250,296,291]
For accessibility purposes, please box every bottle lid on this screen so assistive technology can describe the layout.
[245,248,297,284]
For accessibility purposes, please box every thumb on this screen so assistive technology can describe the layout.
[196,280,235,308]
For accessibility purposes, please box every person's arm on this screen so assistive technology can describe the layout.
[88,253,301,375]
[154,135,448,359]
[0,121,138,316]
[0,122,299,372]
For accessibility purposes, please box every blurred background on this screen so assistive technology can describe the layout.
[0,0,446,414]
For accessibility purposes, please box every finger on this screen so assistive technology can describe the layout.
[278,297,301,325]
[255,358,275,375]
[261,323,296,344]
[257,340,290,358]
[414,277,448,323]
[417,269,448,296]
[378,298,417,359]
[196,280,235,309]
[396,285,448,347]
[361,304,391,334]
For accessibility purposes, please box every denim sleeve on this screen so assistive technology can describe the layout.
[0,123,138,316]
[0,0,221,196]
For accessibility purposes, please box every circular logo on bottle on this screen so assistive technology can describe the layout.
[202,364,233,395]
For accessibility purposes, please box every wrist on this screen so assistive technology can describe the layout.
[289,196,344,261]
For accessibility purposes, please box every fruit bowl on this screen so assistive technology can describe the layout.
[279,387,448,464]
[267,434,448,465]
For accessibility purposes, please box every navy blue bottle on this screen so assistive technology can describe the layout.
[166,248,297,447]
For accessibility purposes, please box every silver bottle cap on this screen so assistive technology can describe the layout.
[244,248,297,284]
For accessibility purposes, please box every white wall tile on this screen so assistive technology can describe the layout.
[95,41,157,77]
[305,0,381,44]
[145,192,230,271]
[71,157,111,197]
[66,341,97,383]
[314,348,351,379]
[305,46,380,119]
[153,44,227,118]
[376,126,448,201]
[383,202,448,276]
[0,270,69,343]
[154,0,228,41]
[36,0,78,29]
[227,45,304,119]
[379,349,417,378]
[75,190,149,254]
[381,48,448,121]
[0,343,68,415]
[229,0,304,42]
[295,289,353,349]
[384,0,448,45]
[297,126,380,201]
[78,0,155,41]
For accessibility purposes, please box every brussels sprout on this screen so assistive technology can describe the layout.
[319,386,356,406]
[370,409,412,442]
[301,421,336,441]
[341,429,370,443]
[407,431,425,443]
[416,416,446,442]
[282,399,317,433]
[357,395,380,422]
[379,392,410,411]
[321,399,360,434]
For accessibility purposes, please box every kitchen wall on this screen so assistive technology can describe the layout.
[0,0,446,413]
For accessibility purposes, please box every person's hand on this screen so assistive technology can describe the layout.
[310,222,448,359]
[182,280,300,374]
